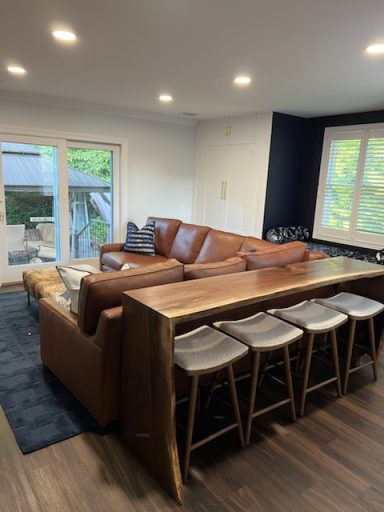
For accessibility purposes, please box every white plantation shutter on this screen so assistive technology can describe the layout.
[321,139,361,231]
[314,125,384,249]
[356,137,384,236]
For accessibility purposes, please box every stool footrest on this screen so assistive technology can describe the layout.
[191,422,239,451]
[252,398,292,418]
[262,372,286,387]
[306,376,337,393]
[348,360,374,374]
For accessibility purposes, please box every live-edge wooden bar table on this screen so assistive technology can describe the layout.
[120,257,384,503]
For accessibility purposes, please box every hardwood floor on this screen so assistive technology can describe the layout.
[1,358,384,511]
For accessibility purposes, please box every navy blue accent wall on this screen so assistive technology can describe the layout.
[263,112,311,234]
[264,109,384,240]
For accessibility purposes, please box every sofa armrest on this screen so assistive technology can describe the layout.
[94,306,122,349]
[40,297,78,327]
[99,242,125,269]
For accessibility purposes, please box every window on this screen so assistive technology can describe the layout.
[314,125,384,249]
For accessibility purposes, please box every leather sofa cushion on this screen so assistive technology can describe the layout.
[147,217,182,257]
[168,223,209,263]
[184,257,246,280]
[102,251,167,270]
[238,241,307,257]
[302,250,328,261]
[240,236,279,252]
[243,244,307,270]
[194,230,244,263]
[78,259,184,335]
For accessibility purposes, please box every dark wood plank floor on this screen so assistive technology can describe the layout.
[1,350,384,512]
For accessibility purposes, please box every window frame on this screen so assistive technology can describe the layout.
[313,123,384,250]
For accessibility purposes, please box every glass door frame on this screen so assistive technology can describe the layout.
[0,133,69,285]
[66,140,121,265]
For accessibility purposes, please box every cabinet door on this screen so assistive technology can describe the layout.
[227,115,256,145]
[201,145,228,229]
[224,144,256,234]
[206,118,230,146]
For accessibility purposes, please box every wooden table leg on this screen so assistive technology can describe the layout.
[121,295,183,504]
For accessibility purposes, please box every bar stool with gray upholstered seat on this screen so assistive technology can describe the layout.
[313,293,384,394]
[175,325,248,482]
[214,312,303,444]
[268,301,348,416]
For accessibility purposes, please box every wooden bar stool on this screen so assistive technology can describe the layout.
[314,293,384,393]
[214,312,303,444]
[268,301,348,416]
[175,325,248,482]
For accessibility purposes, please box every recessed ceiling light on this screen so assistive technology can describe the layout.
[159,94,173,103]
[52,30,77,42]
[7,65,26,76]
[366,43,384,54]
[233,75,251,86]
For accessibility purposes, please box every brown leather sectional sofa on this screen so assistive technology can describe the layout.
[40,217,326,426]
[100,216,325,271]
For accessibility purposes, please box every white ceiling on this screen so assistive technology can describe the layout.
[1,0,384,120]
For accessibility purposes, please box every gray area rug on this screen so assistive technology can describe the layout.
[0,291,97,453]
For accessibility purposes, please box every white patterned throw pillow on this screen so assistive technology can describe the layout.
[56,264,101,314]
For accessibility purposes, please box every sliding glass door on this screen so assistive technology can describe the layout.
[66,143,115,262]
[0,135,120,285]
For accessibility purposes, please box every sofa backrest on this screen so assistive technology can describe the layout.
[184,257,247,280]
[239,236,279,252]
[147,217,182,257]
[143,217,309,265]
[194,230,244,263]
[78,259,184,335]
[243,242,307,270]
[168,223,210,263]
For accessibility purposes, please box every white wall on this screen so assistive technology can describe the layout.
[0,98,196,229]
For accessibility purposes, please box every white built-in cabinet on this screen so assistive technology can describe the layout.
[193,113,273,237]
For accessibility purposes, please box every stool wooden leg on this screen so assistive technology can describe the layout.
[183,375,199,482]
[343,319,356,394]
[227,364,245,448]
[300,333,314,416]
[330,329,342,397]
[368,317,378,381]
[283,345,296,421]
[245,351,260,445]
